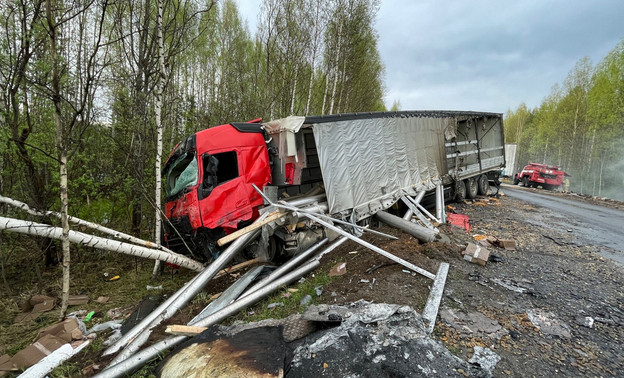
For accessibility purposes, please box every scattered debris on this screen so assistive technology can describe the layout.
[462,243,490,266]
[68,295,89,306]
[267,302,284,309]
[16,341,91,378]
[469,346,501,378]
[0,317,86,372]
[328,262,347,277]
[526,309,572,339]
[289,301,486,377]
[575,316,594,328]
[447,213,472,231]
[300,295,312,307]
[96,296,110,303]
[365,262,396,274]
[146,285,163,290]
[440,309,508,340]
[490,278,530,294]
[14,295,55,323]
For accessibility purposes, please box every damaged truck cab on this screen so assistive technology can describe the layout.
[163,111,506,263]
[162,121,271,261]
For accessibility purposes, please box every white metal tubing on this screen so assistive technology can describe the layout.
[375,211,437,243]
[252,184,397,241]
[0,217,203,271]
[435,185,443,222]
[415,202,441,224]
[277,200,398,240]
[278,208,436,280]
[422,263,450,334]
[101,213,269,357]
[285,194,326,207]
[96,259,321,378]
[241,238,328,298]
[401,196,435,229]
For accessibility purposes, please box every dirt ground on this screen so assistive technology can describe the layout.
[2,189,624,377]
[305,193,624,377]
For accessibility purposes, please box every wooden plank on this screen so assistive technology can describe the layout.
[213,258,261,279]
[217,211,287,246]
[165,325,207,336]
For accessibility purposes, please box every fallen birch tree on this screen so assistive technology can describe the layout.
[0,195,176,254]
[0,217,203,272]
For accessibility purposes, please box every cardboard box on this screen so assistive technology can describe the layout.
[9,334,66,369]
[68,295,89,305]
[14,295,55,323]
[37,317,81,343]
[498,239,516,251]
[463,243,490,266]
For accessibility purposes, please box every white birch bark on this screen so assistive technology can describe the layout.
[0,195,176,254]
[153,0,166,277]
[46,0,71,318]
[0,217,204,272]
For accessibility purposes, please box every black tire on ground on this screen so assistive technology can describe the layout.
[478,174,490,195]
[454,180,466,201]
[513,177,519,185]
[466,177,478,199]
[522,176,529,187]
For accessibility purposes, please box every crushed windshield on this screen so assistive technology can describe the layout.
[165,153,198,197]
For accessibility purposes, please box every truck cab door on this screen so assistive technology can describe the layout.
[198,151,251,230]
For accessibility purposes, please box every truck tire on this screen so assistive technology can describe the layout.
[522,177,529,187]
[454,180,466,201]
[477,174,490,195]
[466,177,478,199]
[513,177,519,185]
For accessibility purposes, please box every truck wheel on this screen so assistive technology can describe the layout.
[513,177,519,185]
[466,177,478,199]
[522,177,529,187]
[454,180,466,201]
[477,174,490,195]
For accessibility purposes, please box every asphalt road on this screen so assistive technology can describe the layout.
[502,184,624,265]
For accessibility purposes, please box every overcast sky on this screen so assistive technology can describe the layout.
[235,0,624,114]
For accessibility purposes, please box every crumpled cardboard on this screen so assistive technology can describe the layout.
[14,295,55,323]
[3,317,85,371]
[37,317,82,343]
[8,334,66,370]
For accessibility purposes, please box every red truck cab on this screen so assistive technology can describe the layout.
[161,122,271,261]
[514,163,567,190]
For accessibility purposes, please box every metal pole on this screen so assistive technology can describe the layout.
[101,213,268,357]
[290,209,436,280]
[276,200,398,240]
[285,194,326,207]
[375,211,437,243]
[96,259,321,378]
[241,238,328,297]
[402,191,426,220]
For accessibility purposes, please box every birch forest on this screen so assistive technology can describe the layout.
[505,40,624,200]
[0,0,385,287]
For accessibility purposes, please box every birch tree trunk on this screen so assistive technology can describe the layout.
[153,0,166,277]
[46,0,72,318]
[0,217,204,272]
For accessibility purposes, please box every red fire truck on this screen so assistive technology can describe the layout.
[513,163,567,190]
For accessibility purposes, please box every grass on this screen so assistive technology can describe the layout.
[234,270,334,323]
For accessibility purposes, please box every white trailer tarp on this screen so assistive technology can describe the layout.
[312,116,446,220]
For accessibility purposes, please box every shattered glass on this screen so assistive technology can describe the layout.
[165,153,198,197]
